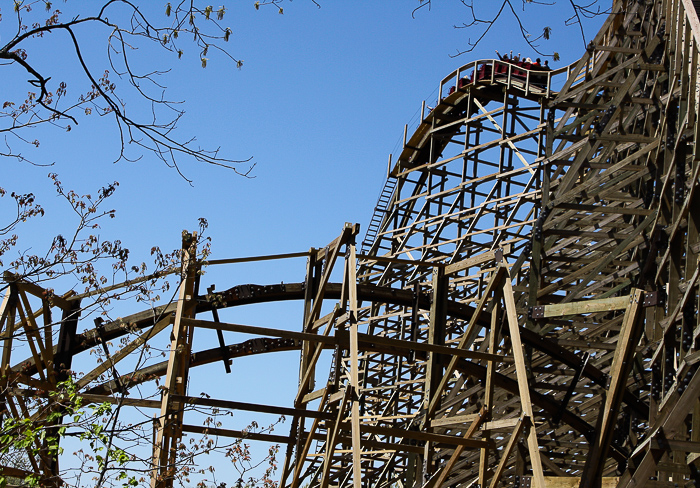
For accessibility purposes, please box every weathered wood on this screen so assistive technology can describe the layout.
[345,233,362,488]
[182,424,292,444]
[433,406,487,488]
[544,477,620,488]
[151,235,199,488]
[426,265,507,419]
[503,269,545,488]
[488,416,526,488]
[77,315,172,389]
[537,295,630,318]
[580,290,644,488]
[8,5,700,488]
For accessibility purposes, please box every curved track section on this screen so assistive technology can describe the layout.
[2,1,700,488]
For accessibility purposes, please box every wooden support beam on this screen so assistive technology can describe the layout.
[480,297,501,488]
[344,230,362,488]
[426,265,507,419]
[3,272,71,311]
[531,295,631,319]
[620,364,700,488]
[489,416,526,488]
[433,406,488,488]
[580,289,645,488]
[151,233,199,488]
[182,424,292,444]
[503,267,546,488]
[319,388,350,488]
[77,315,172,389]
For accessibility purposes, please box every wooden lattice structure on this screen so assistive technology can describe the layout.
[3,0,700,487]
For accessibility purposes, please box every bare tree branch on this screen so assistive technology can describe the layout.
[0,1,255,178]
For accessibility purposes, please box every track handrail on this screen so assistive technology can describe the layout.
[438,57,586,101]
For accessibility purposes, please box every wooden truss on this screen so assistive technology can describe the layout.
[2,0,700,487]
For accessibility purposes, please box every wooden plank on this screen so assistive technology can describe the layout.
[357,254,444,268]
[480,295,501,488]
[173,395,333,420]
[0,286,17,404]
[540,295,630,317]
[444,248,505,276]
[295,307,341,407]
[205,251,309,266]
[6,272,71,311]
[17,290,53,382]
[422,266,448,479]
[184,317,338,346]
[595,134,657,143]
[488,416,526,488]
[182,424,292,444]
[503,269,546,488]
[287,392,329,488]
[425,266,507,419]
[151,236,198,488]
[346,422,491,449]
[580,289,644,488]
[430,413,480,428]
[79,393,160,409]
[13,299,47,383]
[543,477,619,488]
[433,406,487,488]
[356,328,510,362]
[594,45,642,54]
[555,202,654,216]
[319,388,350,488]
[483,417,521,430]
[345,238,362,488]
[301,387,326,404]
[77,315,172,388]
[649,439,700,452]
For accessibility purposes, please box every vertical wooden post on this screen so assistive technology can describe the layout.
[345,225,362,488]
[54,299,81,382]
[151,231,198,488]
[580,290,645,488]
[0,285,18,425]
[479,295,501,488]
[422,266,447,481]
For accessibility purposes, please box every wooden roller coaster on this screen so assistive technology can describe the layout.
[3,0,700,487]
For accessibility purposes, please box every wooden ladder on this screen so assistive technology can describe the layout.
[361,175,398,255]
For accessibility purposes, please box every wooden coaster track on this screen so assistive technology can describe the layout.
[2,0,700,487]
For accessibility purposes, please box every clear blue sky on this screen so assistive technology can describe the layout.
[1,0,606,484]
[3,1,604,265]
